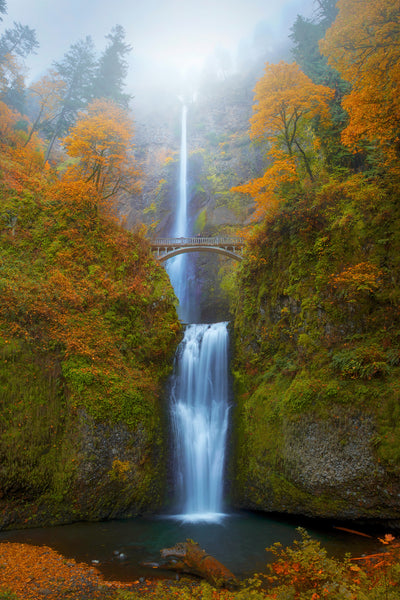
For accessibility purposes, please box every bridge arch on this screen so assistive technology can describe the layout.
[150,237,245,263]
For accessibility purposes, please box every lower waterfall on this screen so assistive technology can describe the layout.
[170,322,230,521]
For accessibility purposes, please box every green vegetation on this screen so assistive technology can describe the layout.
[115,530,400,599]
[230,172,400,516]
[1,529,400,599]
[229,0,400,519]
[0,86,180,526]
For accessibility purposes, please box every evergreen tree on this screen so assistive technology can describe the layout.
[0,22,38,60]
[290,0,338,86]
[0,1,7,21]
[290,1,353,172]
[1,66,25,112]
[0,20,38,113]
[92,25,132,107]
[44,36,97,163]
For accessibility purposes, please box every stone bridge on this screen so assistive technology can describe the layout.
[150,236,245,262]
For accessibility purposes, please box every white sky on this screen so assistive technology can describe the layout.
[3,0,315,92]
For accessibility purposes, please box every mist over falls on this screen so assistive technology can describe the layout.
[128,78,264,323]
[3,0,400,575]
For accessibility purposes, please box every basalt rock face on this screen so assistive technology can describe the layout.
[0,407,166,530]
[121,90,181,234]
[0,200,181,530]
[126,79,260,237]
[233,407,400,522]
[231,185,400,525]
[71,411,165,520]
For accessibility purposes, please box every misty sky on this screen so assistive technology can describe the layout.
[3,0,315,93]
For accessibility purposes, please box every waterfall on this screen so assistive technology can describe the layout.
[166,105,190,323]
[176,104,187,237]
[167,105,229,522]
[170,323,230,521]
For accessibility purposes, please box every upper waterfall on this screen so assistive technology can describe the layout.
[175,104,187,237]
[166,104,192,322]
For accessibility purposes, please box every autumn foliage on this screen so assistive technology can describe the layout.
[62,98,141,201]
[1,531,399,599]
[232,62,333,219]
[0,93,180,520]
[329,262,383,301]
[320,0,400,163]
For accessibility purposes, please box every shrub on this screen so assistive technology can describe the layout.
[331,346,391,379]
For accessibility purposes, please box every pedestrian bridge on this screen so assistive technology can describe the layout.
[150,236,245,262]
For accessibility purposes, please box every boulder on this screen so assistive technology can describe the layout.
[160,540,238,588]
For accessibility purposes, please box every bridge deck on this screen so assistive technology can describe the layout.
[151,236,245,247]
[150,236,245,262]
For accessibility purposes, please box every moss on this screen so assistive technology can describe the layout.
[266,473,347,515]
[194,208,207,234]
[231,175,400,518]
[0,162,181,527]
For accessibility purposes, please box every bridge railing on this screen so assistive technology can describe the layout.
[151,236,245,247]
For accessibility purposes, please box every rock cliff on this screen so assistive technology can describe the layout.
[231,180,400,526]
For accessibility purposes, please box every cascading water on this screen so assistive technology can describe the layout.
[167,104,230,522]
[166,105,190,323]
[170,323,230,521]
[175,104,187,238]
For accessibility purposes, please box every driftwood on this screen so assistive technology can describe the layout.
[160,540,238,588]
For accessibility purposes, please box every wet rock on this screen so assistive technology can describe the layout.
[160,540,238,588]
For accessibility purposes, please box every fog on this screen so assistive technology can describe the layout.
[3,0,315,99]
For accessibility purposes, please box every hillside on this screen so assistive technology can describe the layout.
[231,175,400,524]
[0,101,181,528]
[228,0,400,524]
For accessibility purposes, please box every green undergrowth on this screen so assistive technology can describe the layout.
[231,173,400,513]
[116,530,400,599]
[0,148,181,521]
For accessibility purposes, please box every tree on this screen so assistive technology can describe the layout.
[0,22,38,60]
[314,0,339,27]
[251,61,333,179]
[0,99,45,196]
[0,52,25,110]
[0,62,25,112]
[44,36,96,163]
[24,70,66,146]
[0,98,20,146]
[232,150,299,221]
[320,0,400,162]
[0,21,38,112]
[290,1,339,87]
[232,61,333,219]
[0,1,7,21]
[290,2,352,170]
[92,25,132,106]
[62,98,141,202]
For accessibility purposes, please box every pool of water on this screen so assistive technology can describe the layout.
[0,511,384,582]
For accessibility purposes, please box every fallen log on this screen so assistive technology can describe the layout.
[334,526,372,538]
[160,540,238,588]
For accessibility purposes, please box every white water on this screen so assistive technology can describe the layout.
[170,323,230,521]
[166,105,190,322]
[167,105,229,522]
[176,104,187,237]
